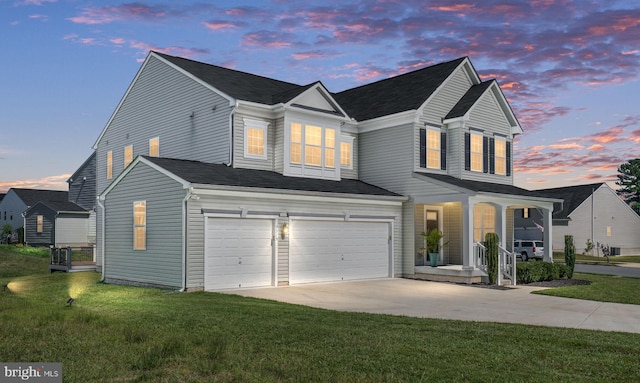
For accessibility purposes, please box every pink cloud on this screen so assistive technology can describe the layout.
[0,174,70,193]
[15,0,56,5]
[28,14,48,21]
[203,21,237,31]
[587,144,605,151]
[68,4,168,25]
[242,31,296,48]
[548,143,583,150]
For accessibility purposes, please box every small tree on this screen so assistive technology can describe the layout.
[584,238,593,255]
[564,235,576,279]
[2,223,11,236]
[485,232,499,285]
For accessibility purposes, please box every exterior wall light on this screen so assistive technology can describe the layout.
[281,223,289,240]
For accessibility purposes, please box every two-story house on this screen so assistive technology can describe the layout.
[93,51,558,290]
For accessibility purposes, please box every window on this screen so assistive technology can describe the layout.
[325,128,335,168]
[340,138,353,168]
[473,204,495,242]
[470,132,483,172]
[523,208,529,218]
[133,201,146,250]
[426,129,441,169]
[305,125,322,166]
[36,215,43,233]
[290,122,302,164]
[124,145,133,168]
[149,137,159,157]
[243,118,268,159]
[106,151,113,179]
[607,226,611,237]
[494,137,506,175]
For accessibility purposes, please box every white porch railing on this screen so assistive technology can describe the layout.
[473,242,517,286]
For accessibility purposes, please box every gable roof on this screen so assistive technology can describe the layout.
[534,183,604,220]
[0,193,4,203]
[10,188,69,207]
[25,200,89,216]
[140,156,403,198]
[333,57,467,121]
[414,173,560,201]
[154,52,305,105]
[67,151,96,183]
[445,81,494,119]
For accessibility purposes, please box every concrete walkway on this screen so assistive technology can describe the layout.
[229,278,640,334]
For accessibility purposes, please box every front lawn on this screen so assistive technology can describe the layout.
[553,252,640,264]
[2,247,640,382]
[533,272,640,304]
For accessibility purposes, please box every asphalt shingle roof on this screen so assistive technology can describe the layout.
[144,157,402,198]
[11,189,68,206]
[27,200,88,214]
[415,173,557,200]
[154,52,305,105]
[333,58,467,121]
[534,183,604,220]
[445,80,494,119]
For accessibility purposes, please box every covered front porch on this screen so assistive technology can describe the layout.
[406,177,560,284]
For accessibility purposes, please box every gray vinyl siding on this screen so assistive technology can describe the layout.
[402,201,415,275]
[462,92,514,185]
[359,123,414,194]
[104,162,185,288]
[68,153,96,211]
[421,68,473,126]
[25,206,55,246]
[274,117,285,173]
[95,56,232,269]
[185,193,402,289]
[96,55,232,197]
[444,203,463,264]
[55,214,90,247]
[553,186,640,255]
[232,113,276,171]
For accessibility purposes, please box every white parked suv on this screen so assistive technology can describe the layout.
[513,240,544,261]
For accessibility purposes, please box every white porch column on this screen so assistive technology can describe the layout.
[462,199,475,270]
[543,207,553,263]
[496,204,507,247]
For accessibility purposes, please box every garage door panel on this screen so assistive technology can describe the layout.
[205,218,273,290]
[290,220,390,284]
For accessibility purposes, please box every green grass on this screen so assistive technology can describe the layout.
[534,272,640,304]
[0,244,49,277]
[553,252,640,263]
[2,248,640,382]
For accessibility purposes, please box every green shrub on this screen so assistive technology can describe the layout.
[516,262,570,284]
[485,232,499,284]
[564,235,576,279]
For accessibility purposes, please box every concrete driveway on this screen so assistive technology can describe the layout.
[228,278,640,334]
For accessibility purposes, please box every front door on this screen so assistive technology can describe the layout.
[417,206,443,266]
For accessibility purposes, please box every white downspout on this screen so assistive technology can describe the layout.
[97,196,106,282]
[228,101,237,166]
[179,187,193,292]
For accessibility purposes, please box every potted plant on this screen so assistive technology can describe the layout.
[420,229,446,267]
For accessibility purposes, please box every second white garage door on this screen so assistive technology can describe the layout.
[204,218,273,290]
[289,220,390,284]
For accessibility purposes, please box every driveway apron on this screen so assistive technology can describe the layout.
[227,278,640,334]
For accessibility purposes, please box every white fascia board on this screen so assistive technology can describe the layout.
[489,82,523,135]
[475,192,561,206]
[191,184,406,206]
[357,110,417,133]
[99,156,191,199]
[285,82,353,122]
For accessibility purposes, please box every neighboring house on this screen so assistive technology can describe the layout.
[67,152,97,244]
[93,51,560,290]
[24,200,91,247]
[0,188,69,233]
[515,183,640,255]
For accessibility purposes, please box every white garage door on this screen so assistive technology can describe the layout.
[290,220,390,284]
[204,218,273,290]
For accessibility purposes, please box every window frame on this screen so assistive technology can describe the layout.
[426,128,441,170]
[243,118,269,160]
[106,151,113,180]
[149,137,159,157]
[340,135,354,169]
[133,201,146,251]
[124,145,133,169]
[470,131,483,172]
[494,136,507,175]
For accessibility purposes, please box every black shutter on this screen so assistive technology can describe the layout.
[483,136,489,173]
[506,141,512,176]
[440,131,447,170]
[491,138,496,174]
[419,128,426,168]
[464,132,470,171]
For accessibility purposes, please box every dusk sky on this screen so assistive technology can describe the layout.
[1,0,639,193]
